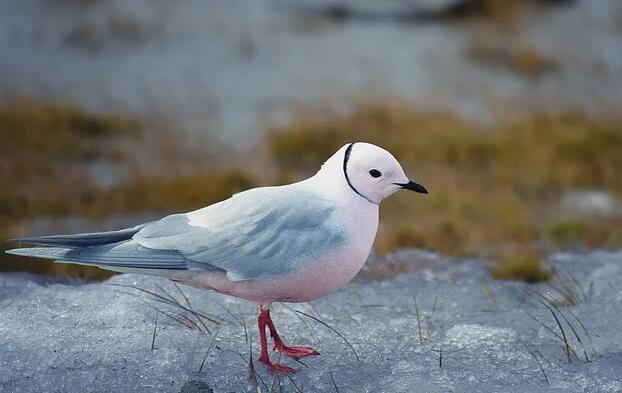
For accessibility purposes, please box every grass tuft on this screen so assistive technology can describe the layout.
[523,289,596,363]
[295,310,359,361]
[490,247,551,282]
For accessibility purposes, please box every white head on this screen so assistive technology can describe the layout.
[320,142,428,205]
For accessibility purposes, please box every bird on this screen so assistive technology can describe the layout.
[7,142,428,372]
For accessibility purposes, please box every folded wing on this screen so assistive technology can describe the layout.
[7,186,347,281]
[135,186,347,280]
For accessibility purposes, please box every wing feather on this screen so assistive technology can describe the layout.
[134,186,346,281]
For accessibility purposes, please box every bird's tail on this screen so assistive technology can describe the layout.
[5,224,150,268]
[5,246,182,276]
[6,223,191,272]
[7,224,148,248]
[5,246,73,261]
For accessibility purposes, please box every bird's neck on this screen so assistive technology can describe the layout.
[305,155,378,211]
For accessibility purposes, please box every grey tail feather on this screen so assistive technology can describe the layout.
[8,224,149,248]
[5,247,164,272]
[6,242,191,271]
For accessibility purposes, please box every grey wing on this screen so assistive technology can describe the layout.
[134,186,347,281]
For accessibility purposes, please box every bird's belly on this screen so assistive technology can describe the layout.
[271,246,370,302]
[175,202,379,304]
[178,241,372,304]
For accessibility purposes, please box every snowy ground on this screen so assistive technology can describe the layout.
[1,250,622,392]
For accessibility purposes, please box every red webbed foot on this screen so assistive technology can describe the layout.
[274,343,320,360]
[267,362,297,373]
[258,306,318,372]
[258,356,297,373]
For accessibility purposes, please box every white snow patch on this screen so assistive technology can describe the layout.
[444,324,516,349]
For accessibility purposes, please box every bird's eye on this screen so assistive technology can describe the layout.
[369,169,382,178]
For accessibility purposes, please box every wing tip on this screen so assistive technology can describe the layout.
[5,248,22,256]
[5,247,67,258]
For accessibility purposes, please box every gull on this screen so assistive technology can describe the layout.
[7,142,428,372]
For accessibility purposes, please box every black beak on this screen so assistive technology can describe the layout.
[396,180,428,194]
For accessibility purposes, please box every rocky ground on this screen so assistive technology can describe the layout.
[1,250,621,392]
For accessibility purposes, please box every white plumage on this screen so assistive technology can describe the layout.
[7,142,427,371]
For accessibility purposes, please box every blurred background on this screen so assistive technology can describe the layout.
[1,0,621,282]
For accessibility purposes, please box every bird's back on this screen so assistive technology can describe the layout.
[7,183,353,283]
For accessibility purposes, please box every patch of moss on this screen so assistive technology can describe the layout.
[490,253,551,283]
[544,219,589,245]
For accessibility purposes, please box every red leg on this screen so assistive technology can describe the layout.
[257,307,296,372]
[264,309,320,360]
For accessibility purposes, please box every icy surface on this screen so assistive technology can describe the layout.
[1,251,622,392]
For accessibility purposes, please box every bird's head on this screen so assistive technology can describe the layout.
[331,142,428,205]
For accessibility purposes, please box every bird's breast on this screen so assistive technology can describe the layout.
[177,199,379,304]
[276,201,379,302]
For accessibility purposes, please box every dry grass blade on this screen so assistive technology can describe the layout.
[481,285,498,309]
[434,345,443,368]
[198,328,220,372]
[238,332,270,393]
[177,311,207,332]
[567,308,597,361]
[548,265,588,306]
[151,310,159,351]
[110,283,221,333]
[219,304,244,327]
[243,318,249,344]
[522,308,564,343]
[278,302,319,342]
[288,355,310,370]
[538,292,591,361]
[329,372,340,393]
[236,351,269,393]
[295,310,359,361]
[113,283,221,324]
[162,309,198,330]
[522,342,549,384]
[191,309,223,325]
[524,290,579,363]
[270,373,283,393]
[286,375,303,393]
[111,283,176,305]
[155,283,211,333]
[113,289,197,330]
[415,297,424,345]
[172,281,192,308]
[427,295,438,332]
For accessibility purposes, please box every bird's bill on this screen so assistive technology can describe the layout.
[395,180,428,194]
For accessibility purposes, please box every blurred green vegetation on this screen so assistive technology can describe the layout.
[268,102,622,281]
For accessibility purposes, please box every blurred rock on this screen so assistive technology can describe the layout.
[559,190,621,217]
